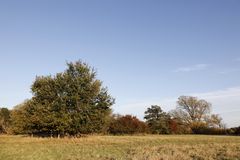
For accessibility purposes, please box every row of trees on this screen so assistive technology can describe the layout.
[1,103,239,136]
[0,60,239,136]
[103,98,239,135]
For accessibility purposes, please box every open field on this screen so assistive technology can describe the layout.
[0,135,240,160]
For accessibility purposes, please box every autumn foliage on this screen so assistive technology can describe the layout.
[108,115,148,135]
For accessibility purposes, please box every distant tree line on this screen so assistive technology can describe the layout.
[0,60,239,137]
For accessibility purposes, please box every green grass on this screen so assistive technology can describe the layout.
[0,135,240,160]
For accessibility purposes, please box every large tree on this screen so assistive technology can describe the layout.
[144,105,171,134]
[177,96,211,123]
[11,60,114,137]
[171,96,224,133]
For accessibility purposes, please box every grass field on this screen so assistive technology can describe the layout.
[0,135,240,160]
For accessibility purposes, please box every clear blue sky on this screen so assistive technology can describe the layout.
[1,0,240,127]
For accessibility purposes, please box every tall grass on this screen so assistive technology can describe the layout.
[0,135,240,160]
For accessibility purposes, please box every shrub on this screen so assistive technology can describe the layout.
[108,115,148,135]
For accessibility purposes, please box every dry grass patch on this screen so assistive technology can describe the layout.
[0,135,240,160]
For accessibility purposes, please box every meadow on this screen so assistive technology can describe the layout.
[0,135,240,160]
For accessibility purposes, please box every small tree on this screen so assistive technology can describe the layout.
[10,100,40,135]
[205,114,224,128]
[0,108,11,134]
[144,105,170,134]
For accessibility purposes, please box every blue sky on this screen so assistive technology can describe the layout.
[0,0,240,127]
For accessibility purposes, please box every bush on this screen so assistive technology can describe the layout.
[190,122,227,135]
[108,115,148,135]
[0,108,11,134]
[227,126,240,135]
